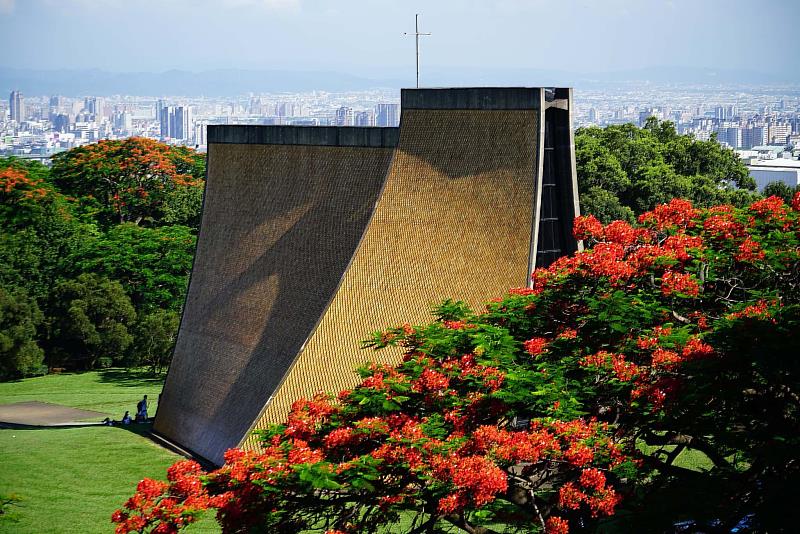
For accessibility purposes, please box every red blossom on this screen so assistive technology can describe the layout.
[638,198,698,230]
[411,368,450,393]
[558,328,578,339]
[564,443,594,466]
[651,348,681,369]
[727,300,776,321]
[661,271,700,297]
[579,468,607,491]
[703,213,745,240]
[749,195,789,223]
[573,214,604,240]
[735,237,765,262]
[681,337,715,360]
[545,516,570,534]
[603,220,638,246]
[558,482,585,509]
[523,337,549,356]
[663,233,704,261]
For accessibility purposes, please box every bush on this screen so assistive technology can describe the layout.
[114,195,800,533]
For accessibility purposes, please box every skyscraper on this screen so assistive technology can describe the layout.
[334,106,354,126]
[160,105,194,141]
[84,97,104,120]
[174,106,193,141]
[9,90,24,123]
[354,110,375,127]
[375,103,399,127]
[160,105,175,138]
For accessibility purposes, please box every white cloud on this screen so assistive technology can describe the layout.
[0,0,14,15]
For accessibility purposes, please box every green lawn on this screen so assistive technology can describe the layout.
[0,371,220,533]
[0,368,165,419]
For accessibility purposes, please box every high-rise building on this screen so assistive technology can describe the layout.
[9,90,24,122]
[354,110,375,127]
[769,123,791,145]
[53,114,71,133]
[375,103,399,127]
[588,107,598,123]
[156,99,167,121]
[160,105,175,138]
[638,108,661,126]
[334,106,354,126]
[194,121,207,146]
[160,105,193,141]
[113,111,133,133]
[174,106,193,141]
[276,102,298,117]
[716,126,742,148]
[743,126,768,149]
[84,97,104,120]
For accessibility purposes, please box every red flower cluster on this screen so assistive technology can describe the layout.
[735,237,765,262]
[433,455,508,513]
[727,299,777,322]
[580,351,640,382]
[573,214,604,240]
[523,336,549,356]
[661,271,700,297]
[411,368,450,393]
[546,516,570,534]
[638,198,698,230]
[749,195,790,223]
[112,460,214,534]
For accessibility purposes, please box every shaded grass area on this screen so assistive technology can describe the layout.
[0,371,219,533]
[0,368,164,420]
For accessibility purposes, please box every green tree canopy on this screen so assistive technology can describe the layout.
[69,224,195,312]
[763,180,799,203]
[46,274,136,370]
[576,119,758,223]
[128,310,180,374]
[0,160,94,303]
[0,287,45,380]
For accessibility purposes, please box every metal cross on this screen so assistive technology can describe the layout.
[404,14,431,88]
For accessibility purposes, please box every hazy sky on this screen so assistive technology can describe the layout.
[1,0,797,77]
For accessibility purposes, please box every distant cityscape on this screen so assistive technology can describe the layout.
[3,88,401,157]
[3,83,800,190]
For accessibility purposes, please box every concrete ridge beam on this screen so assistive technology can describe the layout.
[207,125,400,148]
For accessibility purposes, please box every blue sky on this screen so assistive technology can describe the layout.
[1,0,797,77]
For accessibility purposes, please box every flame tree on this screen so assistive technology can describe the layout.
[51,137,204,227]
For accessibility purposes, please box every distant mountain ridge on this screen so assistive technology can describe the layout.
[1,66,797,97]
[0,68,404,97]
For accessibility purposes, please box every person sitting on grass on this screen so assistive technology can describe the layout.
[122,411,132,425]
